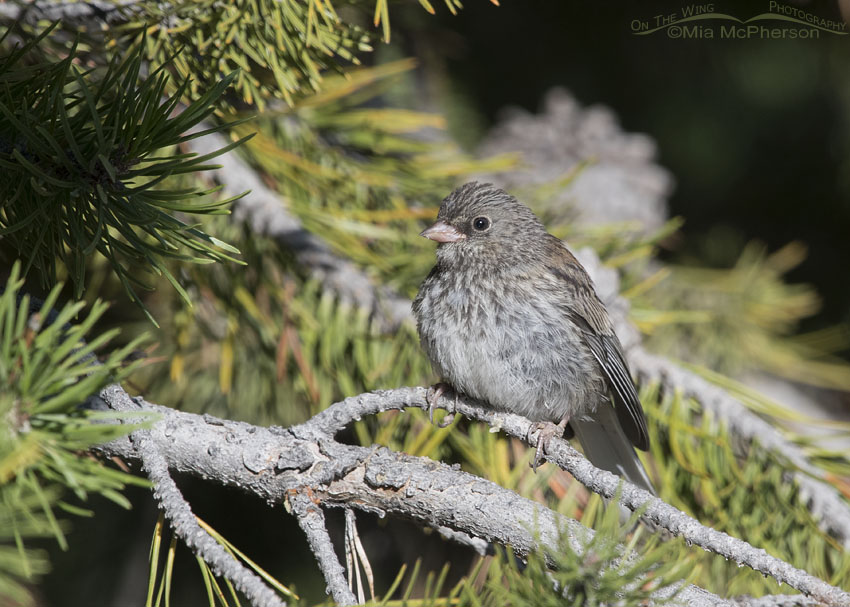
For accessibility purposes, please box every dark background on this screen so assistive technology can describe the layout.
[406,0,850,330]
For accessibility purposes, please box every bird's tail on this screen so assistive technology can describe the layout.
[570,404,656,495]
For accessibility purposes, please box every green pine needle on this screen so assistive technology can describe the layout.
[0,33,249,322]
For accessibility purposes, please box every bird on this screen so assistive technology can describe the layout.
[412,182,654,494]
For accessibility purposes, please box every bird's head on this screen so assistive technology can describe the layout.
[420,182,548,266]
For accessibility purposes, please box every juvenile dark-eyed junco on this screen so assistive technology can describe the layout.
[413,182,654,493]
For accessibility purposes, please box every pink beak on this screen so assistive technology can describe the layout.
[420,221,466,243]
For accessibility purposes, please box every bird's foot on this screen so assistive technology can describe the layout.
[426,382,458,427]
[530,417,569,471]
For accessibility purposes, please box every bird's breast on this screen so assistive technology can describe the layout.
[414,269,604,422]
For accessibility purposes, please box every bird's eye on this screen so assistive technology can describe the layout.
[472,216,491,231]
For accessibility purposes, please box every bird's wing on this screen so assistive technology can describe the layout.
[545,243,650,451]
[565,310,650,451]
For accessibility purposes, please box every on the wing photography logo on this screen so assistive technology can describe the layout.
[630,2,847,39]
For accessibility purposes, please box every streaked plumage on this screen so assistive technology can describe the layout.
[413,182,653,492]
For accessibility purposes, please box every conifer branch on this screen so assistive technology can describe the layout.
[289,491,357,606]
[0,0,140,25]
[94,383,848,607]
[735,596,826,607]
[300,386,850,606]
[91,387,287,607]
[630,347,850,549]
[189,130,413,331]
[0,37,249,320]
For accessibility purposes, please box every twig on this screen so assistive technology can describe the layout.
[97,387,287,607]
[630,347,850,549]
[433,525,491,556]
[293,386,850,606]
[93,384,730,607]
[94,383,850,606]
[288,490,357,606]
[732,596,826,607]
[0,0,141,25]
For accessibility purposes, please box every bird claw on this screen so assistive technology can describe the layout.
[438,401,457,428]
[427,382,458,426]
[529,418,569,472]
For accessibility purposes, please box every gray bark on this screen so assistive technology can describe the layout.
[93,383,849,607]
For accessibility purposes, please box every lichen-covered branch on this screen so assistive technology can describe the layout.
[735,596,827,607]
[94,383,848,606]
[91,387,287,607]
[298,386,850,606]
[288,491,357,606]
[0,0,141,25]
[630,347,850,549]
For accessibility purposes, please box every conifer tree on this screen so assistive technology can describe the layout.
[1,3,849,606]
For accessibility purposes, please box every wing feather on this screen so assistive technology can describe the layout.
[568,311,650,450]
[545,249,650,451]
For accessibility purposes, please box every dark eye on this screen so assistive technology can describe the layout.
[472,216,490,231]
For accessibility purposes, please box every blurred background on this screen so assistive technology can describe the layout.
[411,0,850,331]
